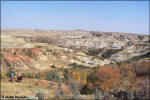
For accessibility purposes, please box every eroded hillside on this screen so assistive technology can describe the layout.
[1,29,149,72]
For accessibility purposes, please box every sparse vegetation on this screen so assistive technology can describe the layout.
[69,63,87,69]
[125,52,150,63]
[46,71,60,81]
[35,92,45,100]
[22,73,34,78]
[101,48,122,58]
[86,48,103,56]
[68,79,81,99]
[35,45,42,48]
[137,35,144,40]
[50,65,56,68]
[1,29,149,99]
[63,69,69,81]
[35,73,41,79]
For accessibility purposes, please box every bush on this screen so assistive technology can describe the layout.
[80,83,93,94]
[50,65,56,68]
[35,73,41,79]
[46,71,60,81]
[69,63,87,69]
[22,73,27,78]
[131,61,150,77]
[22,73,34,78]
[69,63,78,68]
[72,70,88,86]
[84,66,122,92]
[80,64,137,94]
[35,92,45,100]
[63,69,69,81]
[54,91,67,100]
[35,45,42,48]
[78,65,87,69]
[27,73,34,78]
[68,79,81,98]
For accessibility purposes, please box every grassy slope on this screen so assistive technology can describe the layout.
[1,78,69,99]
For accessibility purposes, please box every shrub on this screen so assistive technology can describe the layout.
[72,70,87,86]
[80,83,93,94]
[22,73,27,78]
[68,79,81,99]
[35,45,42,48]
[48,49,52,52]
[137,36,144,40]
[69,63,78,68]
[22,73,34,78]
[58,66,63,71]
[35,92,45,100]
[46,71,60,81]
[27,73,34,78]
[52,52,57,55]
[83,66,122,92]
[50,65,56,68]
[69,63,87,69]
[78,65,87,69]
[131,61,150,77]
[35,73,41,79]
[54,91,66,100]
[81,63,137,94]
[63,69,69,81]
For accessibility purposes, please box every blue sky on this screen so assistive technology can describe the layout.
[1,1,149,34]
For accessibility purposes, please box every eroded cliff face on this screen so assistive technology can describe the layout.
[1,48,43,72]
[1,47,110,72]
[1,29,149,72]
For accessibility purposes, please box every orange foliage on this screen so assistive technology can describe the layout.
[72,70,87,85]
[85,64,137,92]
[93,66,121,91]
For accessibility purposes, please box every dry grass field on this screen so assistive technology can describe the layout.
[1,78,70,99]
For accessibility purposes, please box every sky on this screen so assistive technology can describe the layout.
[1,1,149,34]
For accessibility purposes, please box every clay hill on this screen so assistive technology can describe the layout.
[1,29,149,73]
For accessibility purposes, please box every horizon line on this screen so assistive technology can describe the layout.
[1,28,149,35]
